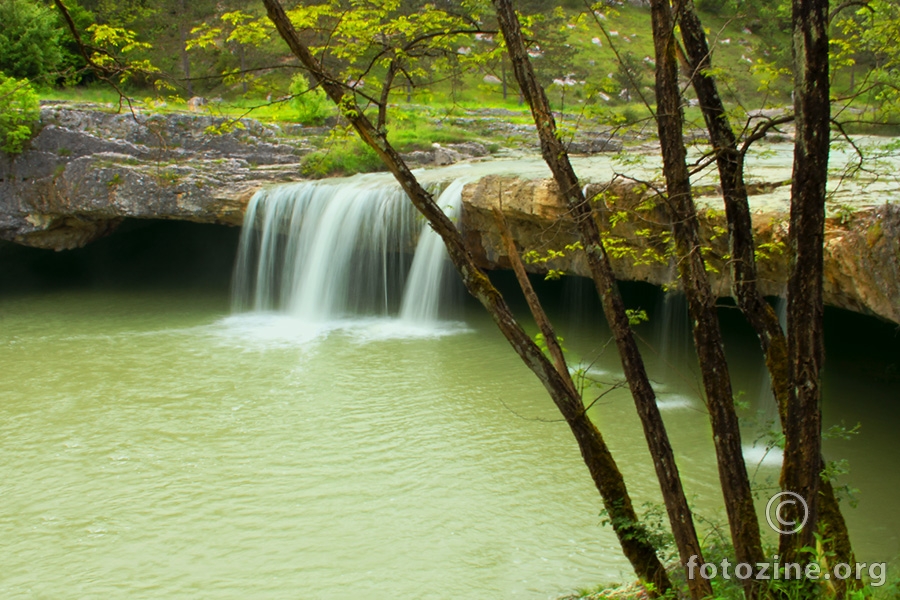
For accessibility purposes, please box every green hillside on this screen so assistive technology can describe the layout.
[2,0,897,173]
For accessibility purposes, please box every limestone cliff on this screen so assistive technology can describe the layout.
[0,104,311,249]
[460,176,900,324]
[1,106,897,324]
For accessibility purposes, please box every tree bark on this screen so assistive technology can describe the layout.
[781,0,830,564]
[647,0,765,595]
[377,58,398,131]
[494,206,573,387]
[262,0,670,594]
[674,0,855,586]
[179,0,193,97]
[492,0,710,596]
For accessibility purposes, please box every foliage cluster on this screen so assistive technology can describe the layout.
[299,107,478,177]
[301,133,384,177]
[0,74,40,154]
[288,74,331,126]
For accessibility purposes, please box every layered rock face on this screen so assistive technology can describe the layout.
[0,105,312,250]
[2,106,898,324]
[460,176,900,325]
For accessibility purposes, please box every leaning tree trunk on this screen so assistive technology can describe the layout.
[647,0,766,596]
[781,0,830,565]
[492,0,712,596]
[261,0,671,594]
[674,0,855,589]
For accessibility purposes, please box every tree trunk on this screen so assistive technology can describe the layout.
[781,0,830,565]
[674,0,855,587]
[647,0,765,595]
[494,206,572,386]
[179,0,193,97]
[262,0,670,594]
[377,59,398,132]
[239,44,248,95]
[492,0,711,596]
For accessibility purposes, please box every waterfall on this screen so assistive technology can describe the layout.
[653,286,691,379]
[231,176,462,325]
[399,179,464,324]
[755,295,788,418]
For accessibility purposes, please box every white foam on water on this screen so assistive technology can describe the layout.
[654,394,696,411]
[742,444,784,468]
[345,318,472,343]
[214,313,334,348]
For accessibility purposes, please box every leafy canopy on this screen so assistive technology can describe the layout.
[0,0,66,82]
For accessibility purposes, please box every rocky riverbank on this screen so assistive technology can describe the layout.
[2,105,898,324]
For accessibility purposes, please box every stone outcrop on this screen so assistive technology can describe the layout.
[401,142,490,166]
[0,104,313,249]
[2,105,898,324]
[460,176,900,325]
[0,106,497,250]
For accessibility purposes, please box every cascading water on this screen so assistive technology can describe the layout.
[231,175,464,327]
[652,262,692,384]
[399,178,464,324]
[743,295,789,469]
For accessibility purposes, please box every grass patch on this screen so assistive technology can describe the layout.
[386,109,477,151]
[301,108,483,177]
[301,137,384,178]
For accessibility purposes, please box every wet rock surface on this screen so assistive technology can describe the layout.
[0,104,315,249]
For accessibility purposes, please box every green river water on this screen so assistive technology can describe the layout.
[0,216,898,599]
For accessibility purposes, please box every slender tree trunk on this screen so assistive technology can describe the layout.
[179,0,193,97]
[239,44,248,94]
[494,206,572,385]
[674,0,785,379]
[377,59,398,131]
[262,0,670,594]
[781,0,830,565]
[647,0,765,595]
[674,0,855,587]
[492,0,711,596]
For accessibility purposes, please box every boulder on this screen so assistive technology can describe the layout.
[567,135,623,154]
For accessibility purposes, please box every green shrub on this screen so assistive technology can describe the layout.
[697,0,730,15]
[0,74,40,154]
[289,74,331,126]
[387,117,473,152]
[301,137,384,177]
